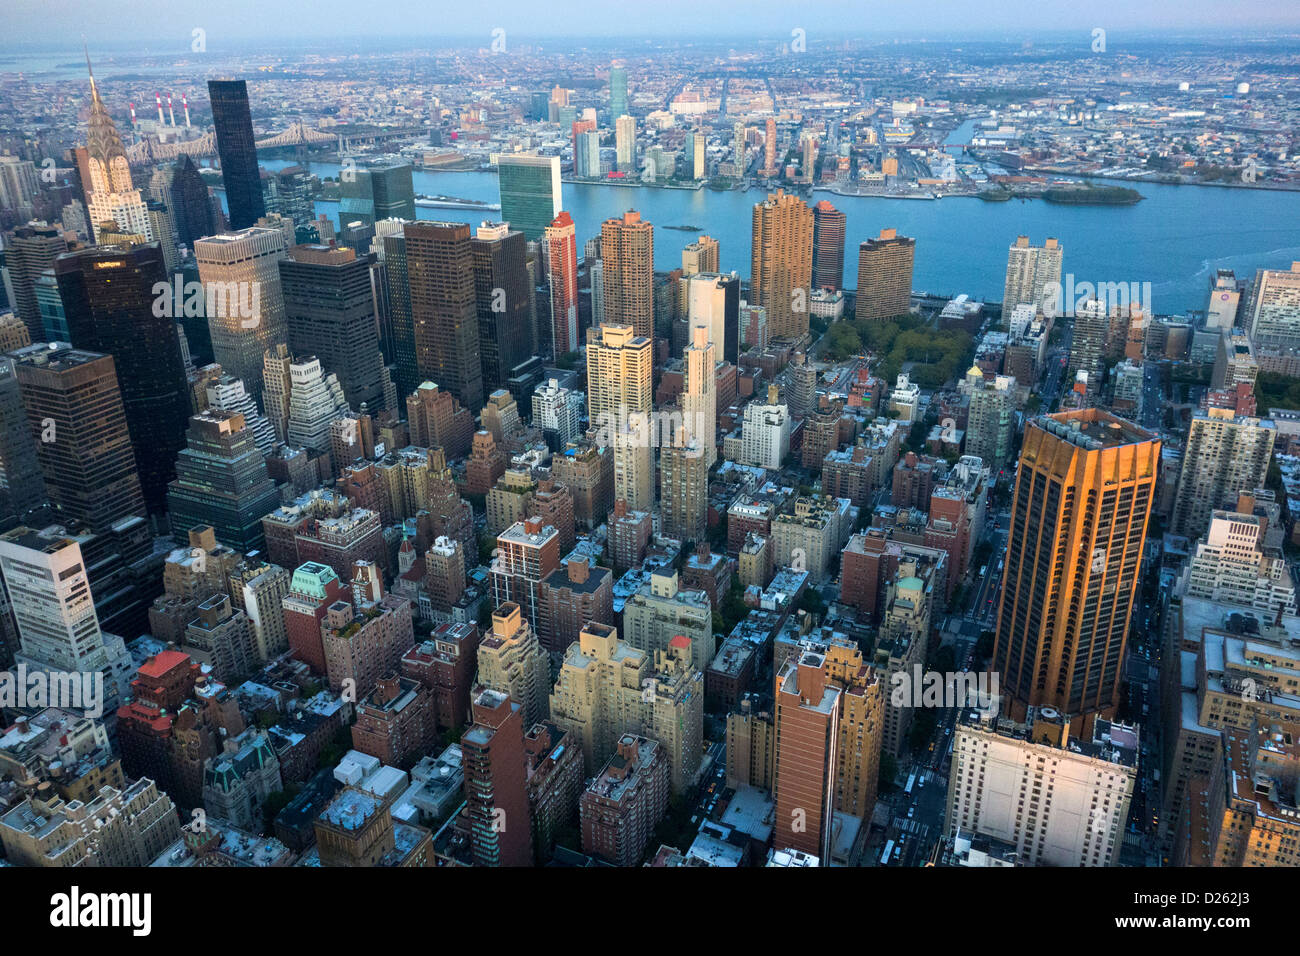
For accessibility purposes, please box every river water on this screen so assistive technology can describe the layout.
[255,150,1300,316]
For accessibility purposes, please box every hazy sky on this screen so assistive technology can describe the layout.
[6,0,1300,48]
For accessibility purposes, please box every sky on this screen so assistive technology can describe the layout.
[5,0,1300,48]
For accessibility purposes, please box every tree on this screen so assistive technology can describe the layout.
[976,629,995,661]
[878,751,900,793]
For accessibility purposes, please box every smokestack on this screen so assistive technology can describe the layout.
[182,93,191,128]
[155,92,164,125]
[167,94,176,127]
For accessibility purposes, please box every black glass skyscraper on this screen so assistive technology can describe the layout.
[55,242,190,517]
[470,224,532,392]
[170,154,220,247]
[208,79,265,230]
[279,244,386,411]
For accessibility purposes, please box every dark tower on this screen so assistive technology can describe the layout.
[54,242,190,517]
[208,79,265,230]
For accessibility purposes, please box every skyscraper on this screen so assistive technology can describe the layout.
[165,410,282,553]
[0,357,47,522]
[682,324,717,467]
[471,222,532,391]
[403,221,484,413]
[496,154,562,242]
[83,54,151,243]
[279,243,385,411]
[194,227,288,407]
[338,159,416,230]
[208,80,266,230]
[615,115,637,173]
[586,323,654,511]
[993,410,1160,735]
[1244,261,1300,350]
[4,223,68,341]
[750,190,813,341]
[600,210,655,341]
[685,271,739,365]
[609,65,628,120]
[1170,407,1276,541]
[812,201,846,291]
[11,344,145,533]
[543,212,579,356]
[681,235,719,278]
[462,687,535,867]
[55,243,190,517]
[1002,235,1063,314]
[855,229,915,322]
[169,155,221,247]
[381,227,419,399]
[660,439,708,541]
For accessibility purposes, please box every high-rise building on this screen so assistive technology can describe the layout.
[1244,261,1300,350]
[194,227,288,407]
[762,118,777,175]
[285,355,349,454]
[471,222,531,391]
[1002,235,1063,313]
[11,344,145,532]
[1068,298,1109,390]
[496,154,562,242]
[660,439,708,541]
[586,323,654,511]
[0,356,47,521]
[685,271,739,365]
[475,602,551,727]
[681,324,717,466]
[490,517,561,635]
[811,201,846,291]
[946,707,1137,867]
[166,410,282,553]
[609,65,628,120]
[993,410,1160,734]
[682,235,719,277]
[169,155,220,248]
[964,367,1017,469]
[3,223,67,341]
[1177,498,1297,613]
[740,384,791,469]
[1205,270,1243,330]
[543,212,579,356]
[208,79,266,230]
[403,221,484,413]
[55,242,190,516]
[462,687,535,867]
[600,210,655,340]
[1170,407,1276,541]
[621,569,714,674]
[82,57,151,243]
[615,115,636,172]
[550,621,703,793]
[579,733,668,866]
[855,229,915,322]
[282,561,349,675]
[750,190,814,341]
[772,644,840,860]
[279,243,385,411]
[1211,330,1258,391]
[338,159,415,229]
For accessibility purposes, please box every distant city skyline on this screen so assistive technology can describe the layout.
[5,0,1300,48]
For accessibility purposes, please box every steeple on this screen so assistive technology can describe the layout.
[84,46,132,195]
